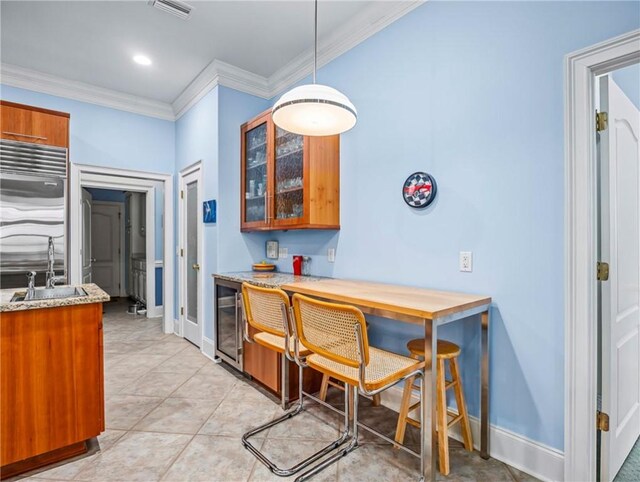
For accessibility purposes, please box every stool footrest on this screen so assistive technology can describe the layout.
[447,413,464,428]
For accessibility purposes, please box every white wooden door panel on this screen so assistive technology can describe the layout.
[600,75,640,481]
[91,203,121,297]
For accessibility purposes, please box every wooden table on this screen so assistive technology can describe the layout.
[281,278,491,482]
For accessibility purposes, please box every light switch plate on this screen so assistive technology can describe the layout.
[279,247,288,259]
[328,248,336,263]
[459,251,472,272]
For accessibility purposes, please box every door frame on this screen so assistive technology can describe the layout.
[70,163,174,330]
[91,200,126,297]
[178,161,204,347]
[564,28,640,481]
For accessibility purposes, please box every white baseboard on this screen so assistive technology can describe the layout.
[201,336,216,361]
[378,386,564,482]
[173,318,180,336]
[146,304,162,318]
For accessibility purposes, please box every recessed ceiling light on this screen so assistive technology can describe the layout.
[133,54,152,66]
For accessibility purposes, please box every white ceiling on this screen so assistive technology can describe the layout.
[0,0,393,104]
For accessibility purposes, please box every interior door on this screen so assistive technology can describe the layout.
[181,170,201,347]
[600,75,640,481]
[81,188,93,284]
[91,202,122,297]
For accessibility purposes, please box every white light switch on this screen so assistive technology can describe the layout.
[459,251,472,272]
[328,248,336,263]
[279,247,288,259]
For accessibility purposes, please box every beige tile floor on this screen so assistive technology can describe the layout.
[18,299,539,482]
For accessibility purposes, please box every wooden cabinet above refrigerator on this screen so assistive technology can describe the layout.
[240,109,340,232]
[1,100,70,148]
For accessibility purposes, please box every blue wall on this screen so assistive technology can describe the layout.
[174,86,269,339]
[612,63,640,109]
[215,1,639,450]
[175,87,219,337]
[0,85,175,173]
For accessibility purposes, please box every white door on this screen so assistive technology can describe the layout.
[180,169,202,347]
[600,75,640,481]
[81,188,93,284]
[91,202,122,297]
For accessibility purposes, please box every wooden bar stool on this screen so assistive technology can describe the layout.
[319,322,381,407]
[395,338,473,476]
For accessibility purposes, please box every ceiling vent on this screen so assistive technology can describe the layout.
[148,0,193,20]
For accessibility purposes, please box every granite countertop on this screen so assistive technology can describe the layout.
[214,271,327,288]
[0,283,110,313]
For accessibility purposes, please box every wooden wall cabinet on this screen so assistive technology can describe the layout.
[0,303,104,477]
[240,109,340,232]
[0,100,70,148]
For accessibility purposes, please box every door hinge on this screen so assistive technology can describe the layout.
[597,261,610,281]
[597,411,610,432]
[180,307,184,316]
[180,190,184,199]
[180,248,184,257]
[596,111,608,132]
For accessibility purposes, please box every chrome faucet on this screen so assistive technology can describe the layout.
[45,237,66,288]
[26,271,36,299]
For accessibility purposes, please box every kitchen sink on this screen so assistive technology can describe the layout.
[11,287,88,302]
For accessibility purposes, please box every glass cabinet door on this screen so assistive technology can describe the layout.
[274,126,304,222]
[243,122,268,224]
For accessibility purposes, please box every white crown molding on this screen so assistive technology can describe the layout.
[172,0,425,118]
[267,0,425,98]
[0,63,175,121]
[172,59,269,119]
[1,1,424,120]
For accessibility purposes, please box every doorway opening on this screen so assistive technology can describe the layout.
[70,164,174,331]
[83,187,152,316]
[564,29,640,482]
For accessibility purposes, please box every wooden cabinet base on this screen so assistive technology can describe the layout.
[0,441,87,480]
[0,303,105,470]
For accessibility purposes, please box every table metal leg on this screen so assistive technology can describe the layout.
[281,353,289,410]
[480,309,490,459]
[421,320,438,482]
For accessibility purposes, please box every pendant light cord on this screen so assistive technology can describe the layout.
[313,0,317,84]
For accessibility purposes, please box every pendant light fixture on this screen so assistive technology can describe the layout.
[272,0,357,136]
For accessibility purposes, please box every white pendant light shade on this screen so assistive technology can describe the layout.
[272,84,357,137]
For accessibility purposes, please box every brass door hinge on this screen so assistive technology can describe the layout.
[597,411,610,432]
[180,248,184,257]
[596,111,608,132]
[180,190,184,199]
[180,307,184,316]
[597,261,610,281]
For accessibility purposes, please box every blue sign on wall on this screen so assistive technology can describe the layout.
[203,200,216,223]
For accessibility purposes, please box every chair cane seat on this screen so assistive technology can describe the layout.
[254,331,311,356]
[307,347,423,392]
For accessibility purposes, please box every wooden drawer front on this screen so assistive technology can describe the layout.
[0,303,104,466]
[1,105,69,148]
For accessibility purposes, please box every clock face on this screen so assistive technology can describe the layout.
[402,172,437,209]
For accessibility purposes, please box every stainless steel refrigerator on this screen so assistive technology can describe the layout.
[0,139,67,289]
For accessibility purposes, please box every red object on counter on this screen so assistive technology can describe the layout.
[292,255,303,276]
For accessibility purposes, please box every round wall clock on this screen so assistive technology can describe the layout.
[402,172,437,208]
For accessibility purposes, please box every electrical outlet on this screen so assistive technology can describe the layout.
[327,248,336,263]
[459,251,472,272]
[278,247,288,259]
